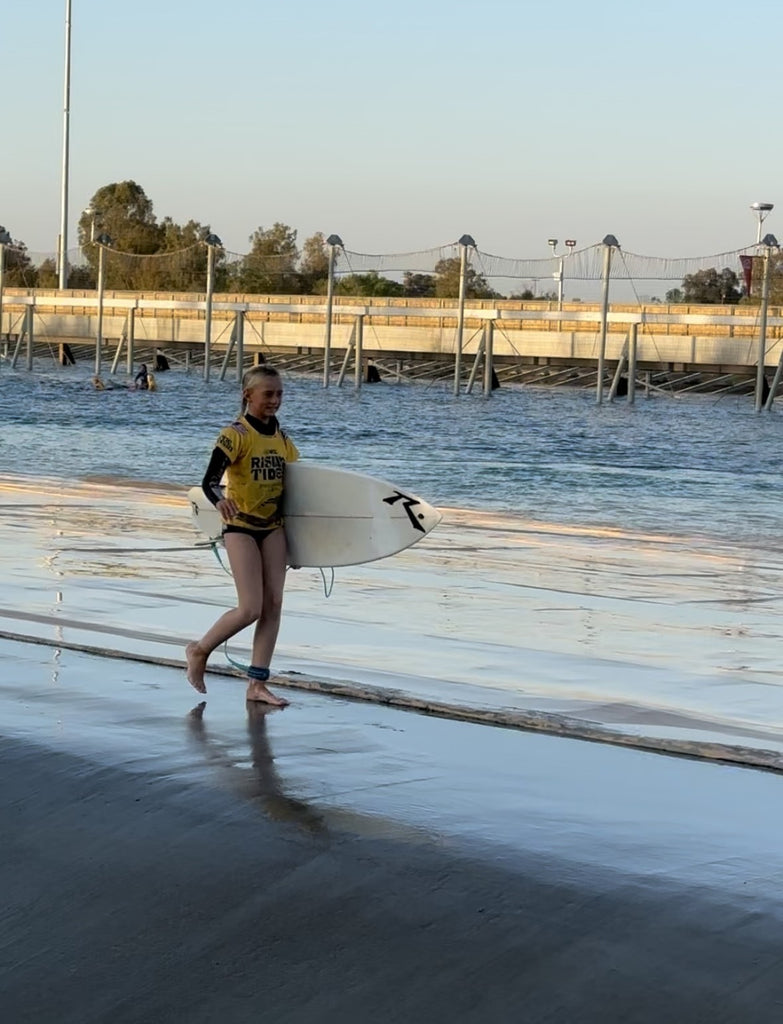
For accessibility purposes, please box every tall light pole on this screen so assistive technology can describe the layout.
[83,206,101,244]
[547,239,563,308]
[204,233,222,382]
[323,233,343,388]
[548,238,576,308]
[94,232,112,375]
[564,239,577,308]
[755,233,779,412]
[58,0,73,290]
[751,202,774,244]
[454,234,476,396]
[596,234,620,405]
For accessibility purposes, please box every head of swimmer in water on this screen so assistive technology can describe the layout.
[240,365,284,421]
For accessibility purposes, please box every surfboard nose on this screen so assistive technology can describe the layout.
[282,463,442,567]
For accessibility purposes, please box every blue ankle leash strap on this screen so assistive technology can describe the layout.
[247,665,271,682]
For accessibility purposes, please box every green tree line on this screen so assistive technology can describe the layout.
[5,181,782,303]
[664,260,783,305]
[2,180,500,299]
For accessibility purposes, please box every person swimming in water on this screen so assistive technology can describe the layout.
[134,364,149,390]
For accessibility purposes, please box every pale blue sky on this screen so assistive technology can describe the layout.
[3,0,782,261]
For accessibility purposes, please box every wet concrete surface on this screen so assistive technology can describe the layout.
[3,642,783,1022]
[4,474,783,755]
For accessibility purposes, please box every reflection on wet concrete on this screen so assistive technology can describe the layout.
[186,700,326,834]
[4,473,783,758]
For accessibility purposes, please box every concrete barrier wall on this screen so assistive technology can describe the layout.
[1,289,780,369]
[2,313,774,370]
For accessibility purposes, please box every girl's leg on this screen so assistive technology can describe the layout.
[251,528,288,668]
[246,528,289,706]
[186,533,265,693]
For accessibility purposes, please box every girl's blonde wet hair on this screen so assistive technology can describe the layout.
[239,364,281,417]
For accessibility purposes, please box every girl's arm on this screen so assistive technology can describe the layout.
[201,447,230,506]
[202,447,240,522]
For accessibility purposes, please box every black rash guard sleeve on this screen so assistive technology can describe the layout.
[201,447,231,506]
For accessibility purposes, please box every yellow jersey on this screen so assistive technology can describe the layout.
[214,415,299,531]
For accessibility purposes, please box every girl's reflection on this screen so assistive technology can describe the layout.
[187,701,325,834]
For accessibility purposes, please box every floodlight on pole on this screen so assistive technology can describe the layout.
[596,235,620,405]
[549,239,576,308]
[755,233,779,412]
[323,235,344,388]
[84,207,102,243]
[203,234,223,382]
[95,233,113,375]
[558,240,577,309]
[547,239,563,306]
[454,235,477,395]
[751,201,774,244]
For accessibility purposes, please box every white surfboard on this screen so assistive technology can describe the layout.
[187,462,442,568]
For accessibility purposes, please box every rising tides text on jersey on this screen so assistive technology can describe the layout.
[250,455,285,482]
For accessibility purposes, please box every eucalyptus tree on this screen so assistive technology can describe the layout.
[158,218,217,292]
[79,180,163,289]
[433,257,499,299]
[299,232,330,293]
[403,272,436,297]
[238,223,302,294]
[677,267,742,304]
[334,271,405,297]
[1,239,37,287]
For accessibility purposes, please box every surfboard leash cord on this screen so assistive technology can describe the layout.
[209,542,336,598]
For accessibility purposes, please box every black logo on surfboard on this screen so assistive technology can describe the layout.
[382,491,426,533]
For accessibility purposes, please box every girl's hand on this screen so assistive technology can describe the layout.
[216,498,238,522]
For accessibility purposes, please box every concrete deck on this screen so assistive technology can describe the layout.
[4,640,783,1023]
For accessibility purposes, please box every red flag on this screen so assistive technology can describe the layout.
[739,254,754,296]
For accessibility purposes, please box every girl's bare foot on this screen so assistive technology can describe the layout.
[186,642,208,693]
[245,680,289,706]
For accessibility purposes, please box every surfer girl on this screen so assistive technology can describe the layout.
[186,365,298,706]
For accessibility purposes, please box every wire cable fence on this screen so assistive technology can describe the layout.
[1,237,772,301]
